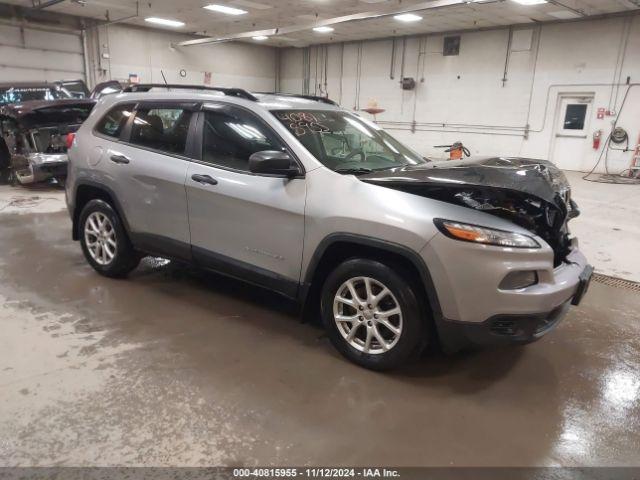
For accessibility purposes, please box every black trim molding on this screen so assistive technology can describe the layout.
[301,233,443,319]
[192,246,299,299]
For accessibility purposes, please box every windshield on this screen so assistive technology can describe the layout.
[0,86,72,106]
[273,110,427,173]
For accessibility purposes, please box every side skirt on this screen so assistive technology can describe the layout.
[129,233,300,300]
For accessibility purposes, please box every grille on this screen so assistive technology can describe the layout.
[490,320,518,336]
[593,273,640,293]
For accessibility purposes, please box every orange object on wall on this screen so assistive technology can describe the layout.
[449,146,464,160]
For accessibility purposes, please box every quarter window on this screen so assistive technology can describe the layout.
[95,103,134,138]
[130,107,193,155]
[202,107,285,172]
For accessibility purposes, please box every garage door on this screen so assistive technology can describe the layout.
[0,23,85,83]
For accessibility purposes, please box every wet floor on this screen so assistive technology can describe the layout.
[0,201,639,467]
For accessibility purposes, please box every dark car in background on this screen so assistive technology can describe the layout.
[0,83,95,185]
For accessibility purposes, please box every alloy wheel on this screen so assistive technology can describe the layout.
[332,276,403,354]
[84,212,117,266]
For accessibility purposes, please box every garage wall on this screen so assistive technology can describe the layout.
[86,24,277,92]
[0,22,85,82]
[279,14,640,174]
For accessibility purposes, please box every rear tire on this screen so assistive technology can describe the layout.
[79,199,139,278]
[321,258,425,370]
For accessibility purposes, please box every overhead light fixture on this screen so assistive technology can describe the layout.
[511,0,547,4]
[313,26,335,33]
[394,13,423,22]
[252,35,269,41]
[145,17,185,27]
[203,4,248,15]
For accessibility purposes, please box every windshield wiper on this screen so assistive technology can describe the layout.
[334,167,373,175]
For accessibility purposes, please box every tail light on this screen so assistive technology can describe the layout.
[66,132,76,149]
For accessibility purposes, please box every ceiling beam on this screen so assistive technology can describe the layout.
[175,0,497,47]
[547,0,587,17]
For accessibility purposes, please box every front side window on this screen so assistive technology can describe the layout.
[273,110,426,173]
[95,104,134,138]
[130,107,193,154]
[202,106,285,172]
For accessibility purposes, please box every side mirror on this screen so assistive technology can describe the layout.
[249,150,301,178]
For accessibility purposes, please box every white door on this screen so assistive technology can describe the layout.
[550,95,594,171]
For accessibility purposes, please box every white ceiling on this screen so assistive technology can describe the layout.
[5,0,640,46]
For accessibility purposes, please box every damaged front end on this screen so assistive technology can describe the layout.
[0,99,94,184]
[361,157,579,266]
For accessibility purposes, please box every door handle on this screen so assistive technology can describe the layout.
[191,174,218,186]
[110,154,130,164]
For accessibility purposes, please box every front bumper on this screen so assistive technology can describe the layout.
[421,232,592,352]
[435,292,585,352]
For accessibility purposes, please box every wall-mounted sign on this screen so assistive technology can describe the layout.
[204,71,212,85]
[180,69,187,78]
[129,74,140,84]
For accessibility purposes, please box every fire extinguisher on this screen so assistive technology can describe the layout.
[593,130,602,150]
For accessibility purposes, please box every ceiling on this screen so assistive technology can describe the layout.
[4,0,640,46]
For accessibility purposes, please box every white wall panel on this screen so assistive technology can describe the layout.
[279,15,640,174]
[89,24,277,92]
[0,24,84,82]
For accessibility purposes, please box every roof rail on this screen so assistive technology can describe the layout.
[122,84,258,102]
[257,92,338,106]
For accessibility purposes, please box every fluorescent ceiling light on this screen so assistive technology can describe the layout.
[252,35,269,41]
[313,26,335,33]
[511,0,547,4]
[203,4,248,15]
[394,13,423,22]
[145,17,185,27]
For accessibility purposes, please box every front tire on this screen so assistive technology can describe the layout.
[79,199,139,278]
[321,259,426,370]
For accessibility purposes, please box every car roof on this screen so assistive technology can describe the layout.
[97,90,342,113]
[0,82,63,89]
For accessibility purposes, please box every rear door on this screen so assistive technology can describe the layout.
[185,103,306,297]
[98,101,196,259]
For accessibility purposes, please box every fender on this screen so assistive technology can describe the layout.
[72,180,132,241]
[300,233,443,319]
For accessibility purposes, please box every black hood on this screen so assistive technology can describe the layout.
[0,99,95,129]
[360,157,570,207]
[360,157,576,266]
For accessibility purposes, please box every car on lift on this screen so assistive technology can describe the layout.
[0,82,96,185]
[65,85,593,370]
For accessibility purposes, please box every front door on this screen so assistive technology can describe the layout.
[550,95,594,171]
[186,104,306,297]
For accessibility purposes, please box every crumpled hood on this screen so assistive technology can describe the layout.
[0,99,95,129]
[360,157,570,207]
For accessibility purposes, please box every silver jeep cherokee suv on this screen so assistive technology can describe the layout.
[66,85,593,370]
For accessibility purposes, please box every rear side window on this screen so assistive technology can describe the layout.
[202,107,285,171]
[130,107,193,155]
[95,103,134,138]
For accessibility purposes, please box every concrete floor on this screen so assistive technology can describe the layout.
[0,181,639,467]
[565,171,640,282]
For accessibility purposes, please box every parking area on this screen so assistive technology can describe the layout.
[1,180,639,467]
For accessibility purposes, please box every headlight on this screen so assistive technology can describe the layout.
[434,219,540,249]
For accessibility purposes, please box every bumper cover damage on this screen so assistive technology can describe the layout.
[360,156,592,351]
[0,99,93,184]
